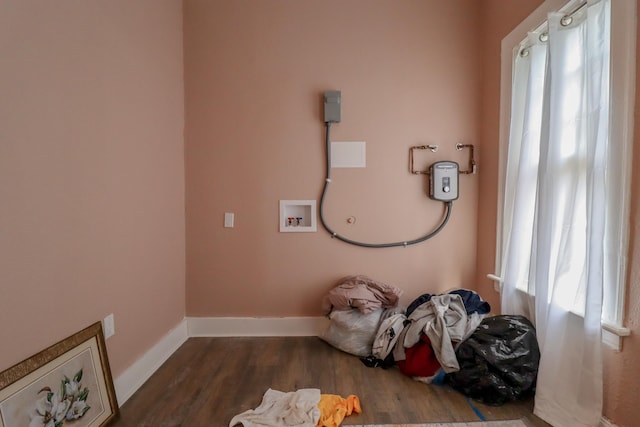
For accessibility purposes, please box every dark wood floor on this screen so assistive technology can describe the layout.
[112,337,551,427]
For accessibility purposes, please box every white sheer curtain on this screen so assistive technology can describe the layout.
[500,1,610,426]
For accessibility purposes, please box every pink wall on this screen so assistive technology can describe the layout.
[0,1,186,378]
[184,0,483,317]
[476,1,640,425]
[2,0,638,424]
[599,17,640,424]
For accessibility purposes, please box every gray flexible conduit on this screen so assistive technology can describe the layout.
[319,122,453,248]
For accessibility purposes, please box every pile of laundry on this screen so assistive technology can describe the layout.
[319,275,541,406]
[320,275,490,382]
[320,275,405,358]
[229,389,360,427]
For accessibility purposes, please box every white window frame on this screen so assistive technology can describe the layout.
[494,0,636,349]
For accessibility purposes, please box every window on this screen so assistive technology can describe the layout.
[495,0,635,346]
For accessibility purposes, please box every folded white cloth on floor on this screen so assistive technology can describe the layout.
[229,388,321,427]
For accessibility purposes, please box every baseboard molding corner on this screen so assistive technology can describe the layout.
[114,318,188,406]
[187,316,329,337]
[600,417,619,427]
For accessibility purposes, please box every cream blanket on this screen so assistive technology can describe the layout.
[229,388,321,427]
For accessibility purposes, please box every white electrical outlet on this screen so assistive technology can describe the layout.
[103,313,115,339]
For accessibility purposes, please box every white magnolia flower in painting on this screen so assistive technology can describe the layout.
[65,399,89,421]
[29,369,90,427]
[63,379,79,399]
[29,391,69,427]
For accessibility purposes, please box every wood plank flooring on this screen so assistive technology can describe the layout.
[111,337,551,427]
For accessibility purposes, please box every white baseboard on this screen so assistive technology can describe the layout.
[112,317,328,406]
[187,316,329,337]
[113,319,188,406]
[600,417,619,427]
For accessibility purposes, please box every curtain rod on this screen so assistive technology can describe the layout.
[561,1,588,25]
[518,0,589,55]
[565,1,588,19]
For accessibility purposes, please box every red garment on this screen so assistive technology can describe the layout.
[397,334,441,377]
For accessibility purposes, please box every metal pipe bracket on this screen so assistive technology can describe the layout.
[456,143,476,174]
[409,145,438,175]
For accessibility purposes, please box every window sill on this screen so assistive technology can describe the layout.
[486,273,630,351]
[602,323,631,351]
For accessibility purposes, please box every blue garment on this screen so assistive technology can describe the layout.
[406,293,433,317]
[448,289,491,315]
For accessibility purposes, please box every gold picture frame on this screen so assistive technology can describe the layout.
[0,322,119,427]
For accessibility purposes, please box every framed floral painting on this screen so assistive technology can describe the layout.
[0,322,119,427]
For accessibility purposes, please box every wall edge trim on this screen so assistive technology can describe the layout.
[113,319,188,406]
[187,316,329,337]
[600,417,619,427]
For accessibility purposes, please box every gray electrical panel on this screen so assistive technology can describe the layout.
[429,161,459,201]
[323,91,341,123]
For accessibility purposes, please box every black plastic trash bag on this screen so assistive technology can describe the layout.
[444,315,540,406]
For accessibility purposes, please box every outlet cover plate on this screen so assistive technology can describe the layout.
[103,314,115,339]
[224,212,234,228]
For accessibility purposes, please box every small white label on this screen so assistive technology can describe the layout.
[224,212,234,228]
[331,141,366,168]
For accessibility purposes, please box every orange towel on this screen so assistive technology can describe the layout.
[316,394,362,427]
